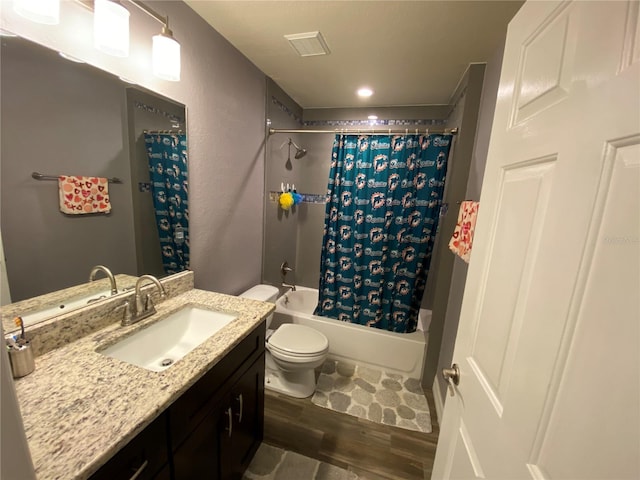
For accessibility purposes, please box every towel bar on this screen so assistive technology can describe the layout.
[31,172,123,184]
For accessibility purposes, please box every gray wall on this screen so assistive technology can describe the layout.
[422,64,486,388]
[161,2,267,296]
[435,42,506,405]
[0,38,137,301]
[2,1,268,295]
[263,79,304,289]
[294,132,334,288]
[126,88,186,278]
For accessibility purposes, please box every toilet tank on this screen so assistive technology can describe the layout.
[239,284,279,328]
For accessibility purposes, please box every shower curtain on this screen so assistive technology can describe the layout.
[315,134,452,333]
[144,132,190,274]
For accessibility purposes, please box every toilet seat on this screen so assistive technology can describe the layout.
[267,324,329,356]
[267,346,327,365]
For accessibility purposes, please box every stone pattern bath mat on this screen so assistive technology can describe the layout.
[311,360,432,434]
[244,443,358,480]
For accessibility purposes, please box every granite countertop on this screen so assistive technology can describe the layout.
[13,288,274,480]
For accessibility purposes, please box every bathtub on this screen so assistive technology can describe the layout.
[272,286,428,379]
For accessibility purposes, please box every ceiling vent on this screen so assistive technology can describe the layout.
[284,31,330,57]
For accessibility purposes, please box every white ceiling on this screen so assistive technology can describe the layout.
[186,1,524,109]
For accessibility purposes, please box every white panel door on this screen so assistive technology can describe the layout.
[433,1,640,478]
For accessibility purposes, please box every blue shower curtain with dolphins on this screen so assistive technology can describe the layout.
[315,134,452,333]
[144,132,190,274]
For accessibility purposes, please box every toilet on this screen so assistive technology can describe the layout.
[240,284,329,398]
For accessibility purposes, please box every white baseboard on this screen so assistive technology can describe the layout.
[432,376,444,425]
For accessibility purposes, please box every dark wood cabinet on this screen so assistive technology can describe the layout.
[90,321,265,480]
[89,412,170,480]
[172,325,265,480]
[227,355,265,477]
[217,355,265,479]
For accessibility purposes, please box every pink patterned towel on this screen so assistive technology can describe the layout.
[58,176,111,214]
[449,201,479,263]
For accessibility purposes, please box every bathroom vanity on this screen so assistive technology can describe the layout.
[10,272,273,480]
[91,322,265,480]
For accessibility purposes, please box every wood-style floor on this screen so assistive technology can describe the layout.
[263,388,440,479]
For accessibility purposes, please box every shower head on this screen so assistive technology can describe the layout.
[294,147,307,159]
[289,138,307,159]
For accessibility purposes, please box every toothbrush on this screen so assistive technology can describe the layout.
[13,316,25,341]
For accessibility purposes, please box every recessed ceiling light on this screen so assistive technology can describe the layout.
[357,87,374,98]
[58,52,85,63]
[368,115,378,120]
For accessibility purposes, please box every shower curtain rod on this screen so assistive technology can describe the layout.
[144,129,185,134]
[268,127,457,136]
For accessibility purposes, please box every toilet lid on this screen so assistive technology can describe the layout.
[268,324,329,355]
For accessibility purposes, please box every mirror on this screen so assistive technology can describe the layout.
[0,35,188,317]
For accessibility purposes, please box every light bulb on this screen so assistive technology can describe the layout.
[13,0,60,25]
[153,29,181,82]
[94,0,130,58]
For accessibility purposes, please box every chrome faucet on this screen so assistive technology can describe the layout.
[280,261,296,292]
[122,275,166,326]
[89,265,118,295]
[281,282,296,292]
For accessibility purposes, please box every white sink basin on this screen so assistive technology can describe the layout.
[100,306,236,372]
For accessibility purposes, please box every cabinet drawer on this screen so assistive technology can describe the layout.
[90,412,169,480]
[170,322,265,449]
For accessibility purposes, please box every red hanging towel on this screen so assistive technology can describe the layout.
[448,201,479,263]
[58,175,111,214]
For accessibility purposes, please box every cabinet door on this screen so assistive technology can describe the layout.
[230,354,265,477]
[217,355,265,480]
[170,323,265,450]
[90,413,169,480]
[217,397,235,480]
[172,407,220,480]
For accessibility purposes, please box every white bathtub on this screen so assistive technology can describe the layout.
[272,286,428,379]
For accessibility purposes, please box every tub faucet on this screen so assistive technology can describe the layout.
[281,261,294,277]
[89,265,118,295]
[281,282,296,292]
[280,261,295,291]
[122,275,166,326]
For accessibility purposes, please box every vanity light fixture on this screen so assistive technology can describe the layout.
[93,0,130,57]
[13,0,60,25]
[14,0,181,82]
[130,1,181,82]
[357,87,374,98]
[152,22,180,81]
